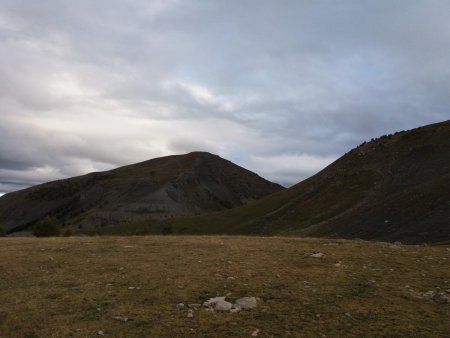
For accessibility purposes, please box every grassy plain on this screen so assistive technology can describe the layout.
[0,236,449,337]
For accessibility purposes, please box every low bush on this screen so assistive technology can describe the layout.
[32,216,60,237]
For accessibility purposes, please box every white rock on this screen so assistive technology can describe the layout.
[203,296,226,307]
[214,300,233,311]
[188,303,201,308]
[251,329,260,337]
[112,316,128,322]
[423,291,435,298]
[235,297,258,309]
[310,253,324,258]
[98,330,105,336]
[176,303,185,309]
[230,304,242,313]
[127,287,136,290]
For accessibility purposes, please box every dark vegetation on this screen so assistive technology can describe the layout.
[32,216,61,237]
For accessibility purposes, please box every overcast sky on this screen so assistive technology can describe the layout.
[1,0,449,194]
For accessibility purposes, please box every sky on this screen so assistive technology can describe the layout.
[1,0,449,194]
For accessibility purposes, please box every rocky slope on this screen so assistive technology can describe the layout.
[165,120,450,243]
[0,152,284,233]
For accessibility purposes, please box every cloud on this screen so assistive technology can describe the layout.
[0,0,450,193]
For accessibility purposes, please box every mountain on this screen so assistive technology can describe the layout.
[0,152,284,233]
[164,120,450,244]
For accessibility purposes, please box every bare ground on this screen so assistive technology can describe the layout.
[0,236,449,337]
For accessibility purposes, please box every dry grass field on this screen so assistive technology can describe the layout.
[0,236,449,337]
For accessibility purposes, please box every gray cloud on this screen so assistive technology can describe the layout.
[1,0,449,192]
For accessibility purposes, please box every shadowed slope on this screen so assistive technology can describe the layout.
[165,121,450,243]
[0,152,284,233]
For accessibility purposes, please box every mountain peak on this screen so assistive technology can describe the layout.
[0,152,284,233]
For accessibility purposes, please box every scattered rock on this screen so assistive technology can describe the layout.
[187,309,194,318]
[432,292,450,304]
[203,296,233,311]
[202,295,259,312]
[98,330,105,336]
[214,300,233,311]
[422,290,450,303]
[235,297,258,309]
[230,304,242,313]
[203,296,226,307]
[188,303,201,308]
[310,252,324,258]
[127,287,136,290]
[176,303,185,309]
[251,329,260,337]
[112,316,128,322]
[334,262,341,267]
[423,291,435,298]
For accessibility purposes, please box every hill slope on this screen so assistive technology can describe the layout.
[165,121,450,244]
[0,152,284,233]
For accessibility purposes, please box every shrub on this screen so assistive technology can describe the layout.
[0,225,5,237]
[62,228,73,237]
[162,225,173,235]
[32,216,60,237]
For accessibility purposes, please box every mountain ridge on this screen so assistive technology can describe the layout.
[0,151,284,233]
[161,120,450,243]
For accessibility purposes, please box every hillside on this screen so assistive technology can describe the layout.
[0,236,448,337]
[0,152,283,233]
[163,120,450,244]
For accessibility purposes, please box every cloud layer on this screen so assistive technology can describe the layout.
[1,0,449,193]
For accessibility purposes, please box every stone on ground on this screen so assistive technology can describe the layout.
[235,297,258,309]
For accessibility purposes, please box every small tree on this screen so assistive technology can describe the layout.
[32,216,60,237]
